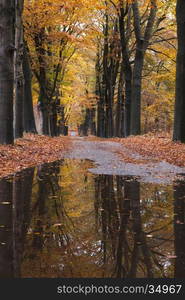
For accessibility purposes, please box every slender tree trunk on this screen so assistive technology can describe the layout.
[23,43,37,133]
[96,16,119,138]
[49,101,58,137]
[34,30,50,135]
[90,107,96,135]
[103,12,109,138]
[0,0,15,144]
[96,52,105,137]
[38,91,49,135]
[173,0,185,142]
[105,85,114,138]
[119,5,132,137]
[115,64,125,137]
[82,108,90,136]
[124,68,132,137]
[97,95,105,137]
[58,104,67,135]
[14,0,24,139]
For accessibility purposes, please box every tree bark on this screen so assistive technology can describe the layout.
[173,0,185,142]
[34,30,50,135]
[23,42,37,133]
[115,64,125,137]
[130,0,157,135]
[0,0,15,144]
[103,12,111,138]
[96,47,105,137]
[119,2,132,137]
[14,0,24,139]
[130,48,144,135]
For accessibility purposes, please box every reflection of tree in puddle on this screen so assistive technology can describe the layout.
[174,180,185,278]
[22,159,98,277]
[95,175,175,278]
[2,159,185,278]
[0,169,34,278]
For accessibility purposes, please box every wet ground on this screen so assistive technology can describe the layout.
[65,137,185,184]
[0,137,185,278]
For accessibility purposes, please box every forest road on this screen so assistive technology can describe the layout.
[64,137,185,185]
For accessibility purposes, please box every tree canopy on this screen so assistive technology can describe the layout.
[0,0,183,142]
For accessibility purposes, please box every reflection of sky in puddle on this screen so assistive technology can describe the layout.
[0,159,184,278]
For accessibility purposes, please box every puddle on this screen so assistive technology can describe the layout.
[0,159,185,278]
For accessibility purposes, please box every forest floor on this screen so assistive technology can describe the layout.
[1,132,185,183]
[0,133,71,179]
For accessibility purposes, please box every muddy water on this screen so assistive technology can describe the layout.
[0,159,185,278]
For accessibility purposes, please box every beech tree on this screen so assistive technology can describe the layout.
[95,4,121,138]
[118,0,132,137]
[0,0,15,144]
[130,0,157,135]
[14,0,24,139]
[23,42,37,133]
[173,0,185,142]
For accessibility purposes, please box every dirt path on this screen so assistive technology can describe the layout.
[64,137,185,184]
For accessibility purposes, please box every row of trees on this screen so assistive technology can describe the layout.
[82,0,177,138]
[81,0,185,142]
[24,0,98,136]
[0,0,36,145]
[0,0,185,143]
[0,0,99,144]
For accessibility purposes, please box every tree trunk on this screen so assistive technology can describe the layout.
[38,92,49,135]
[130,0,157,136]
[103,12,110,138]
[0,0,15,144]
[49,101,58,137]
[34,30,50,135]
[104,20,120,138]
[119,5,132,137]
[14,0,24,139]
[130,49,144,135]
[173,0,185,142]
[115,64,125,137]
[23,43,37,133]
[96,55,105,137]
[58,104,67,135]
[89,107,96,135]
[105,84,114,138]
[82,107,96,136]
[82,108,90,136]
[119,0,157,137]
